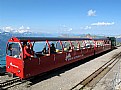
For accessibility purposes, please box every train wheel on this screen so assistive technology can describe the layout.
[7,72,14,78]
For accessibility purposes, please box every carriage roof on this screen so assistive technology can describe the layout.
[16,37,92,42]
[9,37,109,42]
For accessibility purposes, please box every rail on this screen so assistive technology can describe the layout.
[70,52,121,90]
[0,77,22,89]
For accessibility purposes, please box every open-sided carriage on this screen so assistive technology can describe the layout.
[6,37,113,79]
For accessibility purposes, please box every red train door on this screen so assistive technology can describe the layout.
[6,42,24,78]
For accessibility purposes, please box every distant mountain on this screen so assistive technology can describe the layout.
[0,29,2,33]
[0,32,13,57]
[59,33,107,38]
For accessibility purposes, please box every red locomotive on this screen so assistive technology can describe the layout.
[6,37,112,79]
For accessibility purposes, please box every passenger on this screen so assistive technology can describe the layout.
[23,42,34,59]
[28,41,34,55]
[42,46,46,54]
[8,43,18,57]
[28,40,33,50]
[8,44,13,56]
[68,46,71,50]
[68,46,72,52]
[50,43,56,54]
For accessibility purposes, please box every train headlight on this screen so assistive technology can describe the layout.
[8,66,10,68]
[17,70,21,73]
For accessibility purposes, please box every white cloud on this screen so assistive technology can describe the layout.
[88,9,96,16]
[62,25,67,28]
[19,26,25,29]
[80,26,91,30]
[26,27,30,29]
[84,26,91,29]
[68,28,72,31]
[18,26,31,33]
[91,22,115,26]
[2,26,31,33]
[60,24,73,32]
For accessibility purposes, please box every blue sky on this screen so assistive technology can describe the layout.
[0,0,121,35]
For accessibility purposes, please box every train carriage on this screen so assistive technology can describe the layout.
[93,38,111,54]
[6,37,112,79]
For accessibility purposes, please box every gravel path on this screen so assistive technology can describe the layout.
[6,47,121,90]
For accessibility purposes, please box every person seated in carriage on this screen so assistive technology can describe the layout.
[23,41,34,58]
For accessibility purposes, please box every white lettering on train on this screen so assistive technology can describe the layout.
[10,62,19,68]
[65,53,81,61]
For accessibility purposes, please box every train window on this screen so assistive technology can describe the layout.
[21,41,34,47]
[107,40,110,44]
[7,42,22,59]
[100,41,103,46]
[33,42,45,52]
[79,41,85,49]
[104,40,108,44]
[97,41,102,47]
[62,41,71,52]
[85,43,90,48]
[33,42,49,56]
[49,41,56,46]
[56,42,62,53]
[109,41,111,44]
[85,40,91,48]
[71,41,79,50]
[90,41,94,48]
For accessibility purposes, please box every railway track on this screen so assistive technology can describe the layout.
[70,52,121,90]
[0,77,22,89]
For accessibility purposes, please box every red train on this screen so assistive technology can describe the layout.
[6,37,114,79]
